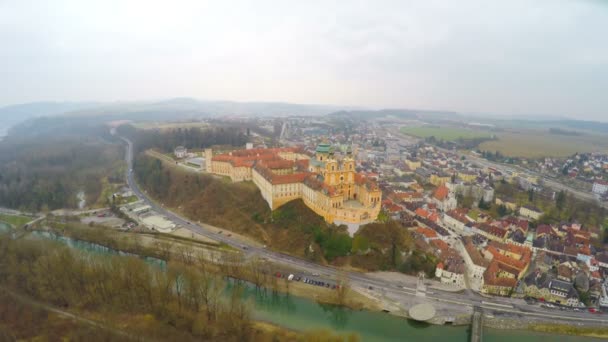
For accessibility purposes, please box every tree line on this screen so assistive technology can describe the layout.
[118,125,249,154]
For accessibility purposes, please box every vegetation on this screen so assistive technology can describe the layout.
[494,182,606,228]
[528,323,608,339]
[0,289,131,342]
[350,221,414,272]
[118,124,248,154]
[0,234,253,340]
[0,214,32,228]
[0,123,124,212]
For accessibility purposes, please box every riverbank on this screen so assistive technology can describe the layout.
[30,221,382,312]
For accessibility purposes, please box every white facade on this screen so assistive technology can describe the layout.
[592,181,608,195]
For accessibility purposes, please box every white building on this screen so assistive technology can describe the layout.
[174,146,187,158]
[592,181,608,196]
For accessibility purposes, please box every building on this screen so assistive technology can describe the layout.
[430,173,452,186]
[174,146,187,158]
[519,205,544,220]
[523,271,581,307]
[461,238,490,291]
[431,184,457,212]
[406,158,422,171]
[495,197,518,212]
[592,180,608,196]
[205,143,382,234]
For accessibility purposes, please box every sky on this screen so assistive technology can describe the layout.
[1,0,607,120]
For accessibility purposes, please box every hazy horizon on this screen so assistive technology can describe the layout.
[1,0,607,120]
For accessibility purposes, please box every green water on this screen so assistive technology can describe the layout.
[0,221,10,231]
[28,231,603,341]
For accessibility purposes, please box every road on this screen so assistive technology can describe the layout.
[121,137,608,324]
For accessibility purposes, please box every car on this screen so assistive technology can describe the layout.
[275,272,281,278]
[227,233,232,237]
[312,273,320,276]
[217,231,223,234]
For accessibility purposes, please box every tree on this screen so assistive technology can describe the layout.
[555,190,566,211]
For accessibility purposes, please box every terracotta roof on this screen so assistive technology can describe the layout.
[433,185,449,201]
[483,261,518,288]
[415,208,430,218]
[416,226,438,239]
[465,242,490,268]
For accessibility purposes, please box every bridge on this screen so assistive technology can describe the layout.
[471,309,483,342]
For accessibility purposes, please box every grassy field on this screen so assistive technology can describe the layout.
[400,126,493,141]
[0,213,32,227]
[479,130,608,158]
[132,121,209,131]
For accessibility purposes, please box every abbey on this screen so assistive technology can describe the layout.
[204,143,381,233]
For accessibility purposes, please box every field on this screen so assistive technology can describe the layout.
[132,121,209,131]
[400,126,493,141]
[479,130,608,158]
[0,213,32,227]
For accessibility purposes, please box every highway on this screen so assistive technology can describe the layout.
[121,137,608,325]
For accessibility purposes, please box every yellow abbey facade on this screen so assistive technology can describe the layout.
[204,143,381,232]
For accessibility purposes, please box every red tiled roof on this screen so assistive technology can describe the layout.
[433,185,449,201]
[416,226,438,239]
[415,208,430,218]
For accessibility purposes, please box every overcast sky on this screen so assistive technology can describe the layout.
[1,0,607,119]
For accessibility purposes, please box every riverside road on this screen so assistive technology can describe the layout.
[121,137,608,325]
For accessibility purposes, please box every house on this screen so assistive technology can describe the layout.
[592,180,608,196]
[435,255,466,289]
[523,271,581,307]
[174,146,187,158]
[461,238,490,291]
[415,227,439,243]
[431,184,457,212]
[481,261,518,296]
[495,197,518,212]
[430,173,452,186]
[443,208,472,234]
[406,158,422,171]
[519,205,543,220]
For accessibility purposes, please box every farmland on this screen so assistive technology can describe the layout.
[132,121,209,131]
[400,126,493,141]
[479,130,608,158]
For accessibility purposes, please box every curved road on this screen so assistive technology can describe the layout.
[121,137,608,325]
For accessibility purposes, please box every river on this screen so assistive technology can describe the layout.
[13,230,602,342]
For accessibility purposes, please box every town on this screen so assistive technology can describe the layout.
[162,114,608,315]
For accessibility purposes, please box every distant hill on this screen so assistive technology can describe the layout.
[0,101,99,135]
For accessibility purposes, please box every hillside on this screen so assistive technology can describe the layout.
[133,153,331,258]
[134,153,417,271]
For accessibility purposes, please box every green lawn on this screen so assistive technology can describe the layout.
[0,214,32,227]
[400,126,493,141]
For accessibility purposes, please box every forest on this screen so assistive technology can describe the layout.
[0,121,124,212]
[118,124,249,154]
